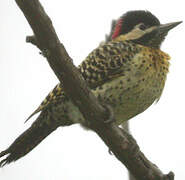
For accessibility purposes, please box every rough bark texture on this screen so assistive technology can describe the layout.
[15,0,174,179]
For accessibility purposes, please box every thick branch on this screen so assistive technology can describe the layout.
[15,1,174,179]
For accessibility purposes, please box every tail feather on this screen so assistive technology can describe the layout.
[0,150,10,167]
[0,111,59,167]
[24,108,42,123]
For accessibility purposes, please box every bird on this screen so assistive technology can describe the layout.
[0,10,182,166]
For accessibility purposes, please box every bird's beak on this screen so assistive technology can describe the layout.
[158,21,182,34]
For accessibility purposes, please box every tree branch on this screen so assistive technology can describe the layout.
[15,0,174,179]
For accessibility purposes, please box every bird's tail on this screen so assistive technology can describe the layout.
[0,111,72,167]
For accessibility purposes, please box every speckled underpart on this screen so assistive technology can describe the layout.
[29,40,170,125]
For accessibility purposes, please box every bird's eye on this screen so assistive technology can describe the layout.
[139,24,147,30]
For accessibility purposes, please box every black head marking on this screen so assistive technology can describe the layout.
[120,10,160,35]
[112,10,182,48]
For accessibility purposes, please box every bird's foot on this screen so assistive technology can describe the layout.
[101,103,115,123]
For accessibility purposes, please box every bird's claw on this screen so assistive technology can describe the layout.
[101,103,115,123]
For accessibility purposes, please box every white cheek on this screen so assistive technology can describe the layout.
[124,26,157,40]
[124,29,145,40]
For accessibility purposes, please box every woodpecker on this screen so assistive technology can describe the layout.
[0,10,182,166]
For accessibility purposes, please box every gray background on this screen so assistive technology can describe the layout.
[0,0,184,179]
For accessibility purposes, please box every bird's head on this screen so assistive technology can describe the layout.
[112,10,182,48]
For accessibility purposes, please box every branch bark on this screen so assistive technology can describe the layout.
[15,1,174,179]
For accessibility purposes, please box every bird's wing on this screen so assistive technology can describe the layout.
[26,41,141,121]
[79,41,140,89]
